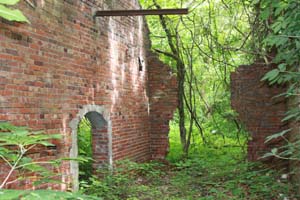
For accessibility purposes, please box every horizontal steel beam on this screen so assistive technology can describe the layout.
[94,9,188,17]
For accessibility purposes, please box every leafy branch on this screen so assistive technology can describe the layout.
[0,0,29,23]
[0,122,61,189]
[257,0,300,162]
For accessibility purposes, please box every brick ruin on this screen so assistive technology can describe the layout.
[231,63,287,162]
[0,0,177,190]
[1,0,296,193]
[231,62,300,190]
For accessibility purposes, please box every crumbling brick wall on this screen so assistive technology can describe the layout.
[231,63,287,161]
[147,52,177,160]
[0,0,177,190]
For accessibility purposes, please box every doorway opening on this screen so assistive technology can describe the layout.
[70,105,112,191]
[76,112,109,185]
[77,117,93,183]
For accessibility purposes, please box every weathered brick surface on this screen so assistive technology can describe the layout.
[147,51,177,160]
[231,63,287,161]
[0,0,177,190]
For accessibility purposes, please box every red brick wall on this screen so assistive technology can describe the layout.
[0,0,177,190]
[92,127,109,169]
[147,52,177,160]
[231,63,287,161]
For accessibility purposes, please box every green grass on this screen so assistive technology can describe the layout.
[165,147,292,200]
[0,189,99,200]
[1,123,297,199]
[81,145,296,200]
[80,125,297,200]
[167,122,247,162]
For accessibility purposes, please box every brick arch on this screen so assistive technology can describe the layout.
[69,105,112,191]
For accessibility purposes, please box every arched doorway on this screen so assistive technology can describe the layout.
[69,105,112,191]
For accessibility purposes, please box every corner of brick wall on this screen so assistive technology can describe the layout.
[231,63,287,162]
[147,52,177,160]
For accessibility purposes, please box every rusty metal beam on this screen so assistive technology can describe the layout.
[94,9,188,17]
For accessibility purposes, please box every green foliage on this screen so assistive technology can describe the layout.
[259,0,300,67]
[167,120,248,162]
[258,0,300,161]
[0,0,29,23]
[263,131,300,161]
[80,160,164,200]
[264,129,291,144]
[78,133,296,200]
[0,122,61,189]
[77,117,93,182]
[140,0,251,154]
[168,148,293,200]
[259,0,300,93]
[0,189,99,200]
[0,0,20,5]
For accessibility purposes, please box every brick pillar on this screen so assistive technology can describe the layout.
[148,52,178,160]
[231,63,287,161]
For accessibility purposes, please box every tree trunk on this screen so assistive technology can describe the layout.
[177,61,187,153]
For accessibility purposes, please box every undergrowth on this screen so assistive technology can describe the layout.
[79,127,297,200]
[0,123,296,199]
